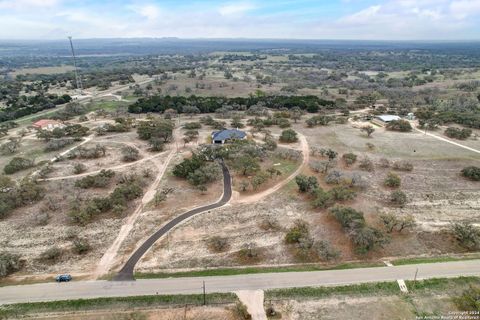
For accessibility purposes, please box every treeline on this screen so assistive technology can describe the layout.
[0,93,71,122]
[128,95,336,114]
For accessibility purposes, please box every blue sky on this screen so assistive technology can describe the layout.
[0,0,480,40]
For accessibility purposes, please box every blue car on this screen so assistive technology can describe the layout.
[55,274,72,282]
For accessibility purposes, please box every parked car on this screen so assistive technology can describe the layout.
[55,274,72,282]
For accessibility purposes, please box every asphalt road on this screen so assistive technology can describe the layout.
[1,260,479,305]
[113,161,232,281]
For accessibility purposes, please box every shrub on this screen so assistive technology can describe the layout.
[342,153,357,166]
[279,129,298,143]
[251,171,269,191]
[314,240,340,261]
[74,170,115,189]
[233,302,252,320]
[359,157,374,172]
[173,154,205,178]
[187,162,221,187]
[285,220,310,244]
[45,138,75,152]
[183,122,202,130]
[445,127,472,140]
[384,172,401,188]
[121,146,140,162]
[390,190,407,207]
[454,286,480,311]
[349,226,386,254]
[330,186,356,201]
[4,157,35,174]
[451,222,480,250]
[295,175,318,193]
[73,163,87,174]
[73,238,91,254]
[461,166,480,181]
[392,160,414,172]
[330,206,365,230]
[311,188,334,209]
[0,252,21,277]
[208,236,230,252]
[39,246,62,262]
[378,158,390,168]
[258,217,281,231]
[237,243,261,262]
[386,120,412,132]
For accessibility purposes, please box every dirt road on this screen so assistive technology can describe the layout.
[236,290,267,320]
[413,127,480,156]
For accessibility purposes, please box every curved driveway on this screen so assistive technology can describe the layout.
[114,161,232,281]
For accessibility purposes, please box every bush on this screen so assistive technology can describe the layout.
[39,246,62,262]
[237,243,261,262]
[390,190,407,207]
[73,163,87,174]
[285,220,310,244]
[187,162,221,187]
[0,252,21,277]
[233,302,252,320]
[314,240,340,261]
[208,236,230,253]
[45,138,75,152]
[461,166,480,181]
[74,170,115,189]
[73,238,91,254]
[183,122,202,130]
[295,175,318,193]
[384,172,401,188]
[311,188,334,209]
[392,161,414,172]
[386,120,412,132]
[451,222,480,250]
[121,146,140,162]
[358,157,374,172]
[173,154,205,178]
[279,129,298,143]
[378,158,390,168]
[454,286,480,311]
[349,226,386,254]
[330,206,365,230]
[342,153,357,166]
[330,186,356,201]
[4,157,35,174]
[258,217,281,231]
[445,127,472,140]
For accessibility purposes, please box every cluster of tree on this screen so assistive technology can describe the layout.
[306,115,334,127]
[69,175,143,225]
[121,146,140,162]
[44,138,75,152]
[415,98,480,129]
[279,129,298,143]
[0,176,44,219]
[0,93,71,122]
[96,117,134,134]
[48,102,87,121]
[37,124,89,141]
[0,251,21,278]
[0,121,18,136]
[330,206,387,254]
[295,175,357,209]
[385,120,412,132]
[67,144,106,159]
[379,213,415,233]
[4,157,35,174]
[74,170,115,189]
[172,153,221,191]
[219,54,267,63]
[137,118,174,152]
[285,220,340,261]
[444,127,472,140]
[451,222,480,251]
[248,115,291,129]
[461,166,480,181]
[128,95,336,114]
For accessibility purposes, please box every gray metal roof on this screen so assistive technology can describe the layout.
[376,115,401,122]
[212,129,247,141]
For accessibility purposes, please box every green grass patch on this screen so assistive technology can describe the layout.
[87,100,130,112]
[392,255,480,266]
[0,293,237,318]
[135,262,384,279]
[265,276,480,300]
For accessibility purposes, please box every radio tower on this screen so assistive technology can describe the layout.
[68,36,83,93]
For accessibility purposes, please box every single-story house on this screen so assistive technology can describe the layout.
[32,119,64,131]
[375,115,401,123]
[211,129,247,144]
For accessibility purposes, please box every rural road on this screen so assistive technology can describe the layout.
[1,260,479,305]
[113,160,232,281]
[413,126,480,155]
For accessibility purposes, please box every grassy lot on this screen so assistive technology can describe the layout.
[391,254,480,266]
[0,293,237,319]
[134,261,384,279]
[265,276,480,300]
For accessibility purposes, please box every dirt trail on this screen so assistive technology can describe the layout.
[233,132,309,204]
[235,290,267,320]
[92,136,178,279]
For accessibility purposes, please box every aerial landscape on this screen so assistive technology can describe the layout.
[0,1,479,319]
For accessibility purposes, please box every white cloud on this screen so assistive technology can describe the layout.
[218,2,255,16]
[0,0,60,9]
[450,0,480,19]
[129,4,162,20]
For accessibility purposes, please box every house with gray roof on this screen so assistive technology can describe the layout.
[211,129,247,144]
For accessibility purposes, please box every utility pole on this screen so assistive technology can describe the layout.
[202,281,206,305]
[68,36,83,93]
[413,268,419,288]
